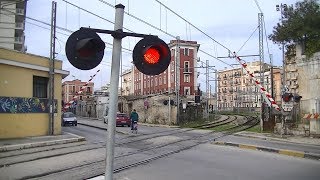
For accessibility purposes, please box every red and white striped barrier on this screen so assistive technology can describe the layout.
[64,69,100,109]
[303,113,320,120]
[232,52,281,112]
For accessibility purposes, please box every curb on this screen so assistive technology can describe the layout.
[0,136,86,152]
[77,122,129,135]
[233,133,320,147]
[213,141,320,161]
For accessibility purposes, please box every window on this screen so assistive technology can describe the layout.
[33,76,48,98]
[155,78,158,86]
[159,77,162,85]
[87,87,91,93]
[184,48,189,56]
[151,79,153,86]
[184,87,190,95]
[171,74,174,83]
[80,96,83,100]
[184,74,190,82]
[184,61,189,72]
[171,49,175,57]
[147,80,150,87]
[164,76,166,84]
[171,61,175,71]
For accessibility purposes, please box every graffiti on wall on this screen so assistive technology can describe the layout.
[0,96,57,113]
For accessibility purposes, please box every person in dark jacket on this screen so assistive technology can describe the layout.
[130,109,139,130]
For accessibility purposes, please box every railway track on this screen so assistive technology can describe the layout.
[1,115,260,179]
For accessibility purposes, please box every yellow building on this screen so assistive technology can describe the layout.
[0,48,69,139]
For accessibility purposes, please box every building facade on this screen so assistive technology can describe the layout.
[62,79,94,107]
[0,47,69,138]
[121,69,133,96]
[0,0,27,52]
[217,61,282,111]
[133,39,200,97]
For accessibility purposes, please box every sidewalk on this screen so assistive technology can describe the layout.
[235,131,320,146]
[214,131,320,161]
[0,132,85,152]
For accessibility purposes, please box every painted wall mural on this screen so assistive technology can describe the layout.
[0,96,57,113]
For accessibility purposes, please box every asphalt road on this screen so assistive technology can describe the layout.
[114,143,320,180]
[1,123,320,180]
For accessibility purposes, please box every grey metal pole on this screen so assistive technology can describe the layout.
[168,96,171,122]
[206,60,209,118]
[175,37,180,125]
[105,4,124,180]
[49,1,57,135]
[215,69,218,118]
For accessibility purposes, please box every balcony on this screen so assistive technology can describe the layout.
[288,68,298,72]
[183,68,192,74]
[16,8,25,15]
[15,22,24,30]
[14,36,23,44]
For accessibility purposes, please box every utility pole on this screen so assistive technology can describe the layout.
[206,60,209,118]
[49,1,57,135]
[258,13,264,132]
[175,37,180,124]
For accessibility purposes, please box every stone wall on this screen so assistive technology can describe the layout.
[121,94,178,125]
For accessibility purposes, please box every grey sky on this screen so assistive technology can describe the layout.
[24,0,298,90]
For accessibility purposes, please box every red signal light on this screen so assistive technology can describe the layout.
[144,47,160,64]
[133,37,171,75]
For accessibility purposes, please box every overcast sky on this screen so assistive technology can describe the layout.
[24,0,298,91]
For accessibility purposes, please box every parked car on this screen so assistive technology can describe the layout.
[61,112,77,126]
[104,112,131,127]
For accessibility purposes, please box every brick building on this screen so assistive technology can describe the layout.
[132,39,200,96]
[62,79,94,106]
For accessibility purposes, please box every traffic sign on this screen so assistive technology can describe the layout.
[282,102,294,112]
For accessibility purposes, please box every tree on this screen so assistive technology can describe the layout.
[269,0,320,58]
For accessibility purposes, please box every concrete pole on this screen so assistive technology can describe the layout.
[215,69,218,118]
[175,37,180,124]
[168,96,171,123]
[105,4,124,180]
[49,1,57,135]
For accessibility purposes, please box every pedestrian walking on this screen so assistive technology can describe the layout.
[130,109,139,131]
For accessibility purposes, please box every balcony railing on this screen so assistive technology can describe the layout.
[15,23,24,29]
[14,36,23,43]
[16,8,24,15]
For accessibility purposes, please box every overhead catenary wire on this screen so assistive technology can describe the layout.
[237,25,259,53]
[96,0,233,67]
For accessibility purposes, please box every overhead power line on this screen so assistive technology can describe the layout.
[95,0,234,67]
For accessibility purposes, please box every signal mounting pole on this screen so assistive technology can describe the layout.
[105,4,125,180]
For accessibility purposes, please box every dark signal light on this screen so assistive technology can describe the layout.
[282,93,293,102]
[65,29,105,70]
[133,37,171,75]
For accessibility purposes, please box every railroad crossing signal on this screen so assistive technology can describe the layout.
[133,37,171,75]
[282,93,294,112]
[65,29,171,75]
[65,29,105,70]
